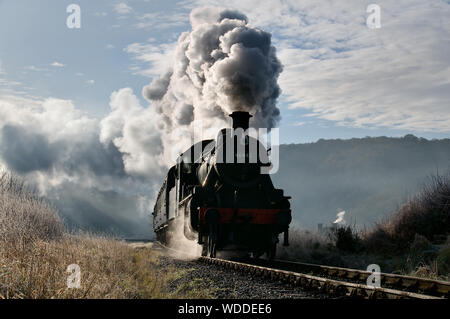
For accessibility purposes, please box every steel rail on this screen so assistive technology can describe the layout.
[260,259,450,298]
[153,242,446,299]
[199,257,444,299]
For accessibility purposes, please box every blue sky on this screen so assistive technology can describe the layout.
[1,0,449,144]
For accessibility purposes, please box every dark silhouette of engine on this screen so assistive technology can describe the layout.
[153,111,291,259]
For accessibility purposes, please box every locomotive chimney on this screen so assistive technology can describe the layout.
[229,111,252,130]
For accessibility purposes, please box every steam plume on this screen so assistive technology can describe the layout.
[140,7,283,162]
[333,211,346,225]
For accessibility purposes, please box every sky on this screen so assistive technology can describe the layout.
[1,0,449,144]
[0,0,449,236]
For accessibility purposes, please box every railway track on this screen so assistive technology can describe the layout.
[154,242,448,299]
[249,259,450,298]
[199,257,446,299]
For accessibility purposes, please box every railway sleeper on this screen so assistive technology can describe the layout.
[345,271,359,279]
[401,279,419,290]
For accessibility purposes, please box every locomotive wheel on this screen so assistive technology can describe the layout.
[266,233,279,260]
[266,243,277,260]
[249,250,263,259]
[201,235,216,257]
[201,240,208,257]
[204,209,219,258]
[207,235,217,258]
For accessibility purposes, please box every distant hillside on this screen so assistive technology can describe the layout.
[272,135,450,230]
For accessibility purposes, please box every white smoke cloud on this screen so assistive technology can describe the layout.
[149,8,279,147]
[333,210,346,225]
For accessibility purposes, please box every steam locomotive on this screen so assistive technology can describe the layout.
[153,111,291,259]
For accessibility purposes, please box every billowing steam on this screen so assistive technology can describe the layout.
[144,7,282,128]
[138,7,283,164]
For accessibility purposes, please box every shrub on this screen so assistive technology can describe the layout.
[0,171,64,246]
[331,225,363,253]
[436,238,450,277]
[365,173,450,253]
[389,174,449,246]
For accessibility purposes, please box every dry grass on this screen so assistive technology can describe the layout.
[0,170,214,299]
[356,174,450,279]
[0,171,64,245]
[1,236,160,298]
[365,173,450,252]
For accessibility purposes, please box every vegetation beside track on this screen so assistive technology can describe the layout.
[0,170,215,299]
[280,173,450,281]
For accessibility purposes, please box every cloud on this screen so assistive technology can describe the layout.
[51,61,65,67]
[86,79,95,84]
[26,65,43,72]
[0,62,21,91]
[276,3,450,132]
[114,2,132,15]
[135,12,189,30]
[124,39,177,77]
